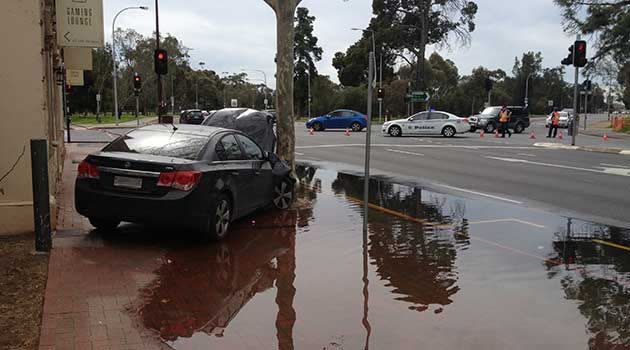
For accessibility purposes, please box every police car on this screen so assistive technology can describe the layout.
[382,110,469,137]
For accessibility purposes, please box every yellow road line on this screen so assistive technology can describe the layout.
[592,239,630,251]
[469,218,546,229]
[346,196,429,225]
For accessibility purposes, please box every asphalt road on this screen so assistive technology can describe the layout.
[296,120,630,228]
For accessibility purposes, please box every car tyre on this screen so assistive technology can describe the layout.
[484,123,496,133]
[388,125,402,137]
[513,123,524,134]
[313,122,324,132]
[351,122,362,132]
[273,177,295,210]
[202,194,232,242]
[442,126,456,138]
[88,217,120,231]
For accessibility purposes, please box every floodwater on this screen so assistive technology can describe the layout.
[111,166,630,349]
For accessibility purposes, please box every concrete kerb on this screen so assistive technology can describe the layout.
[534,142,630,155]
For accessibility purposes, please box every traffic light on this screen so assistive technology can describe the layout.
[133,73,142,91]
[484,77,493,92]
[154,49,168,75]
[377,88,384,100]
[561,45,574,66]
[574,40,587,67]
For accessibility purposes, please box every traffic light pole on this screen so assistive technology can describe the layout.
[363,51,375,233]
[135,95,140,126]
[155,0,164,123]
[572,66,579,146]
[378,53,383,123]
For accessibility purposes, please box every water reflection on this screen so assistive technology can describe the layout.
[136,212,298,348]
[549,218,630,349]
[331,172,469,313]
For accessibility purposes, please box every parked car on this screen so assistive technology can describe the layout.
[382,110,469,137]
[545,111,572,128]
[75,125,294,241]
[180,109,205,125]
[305,109,367,132]
[468,106,530,133]
[203,108,276,153]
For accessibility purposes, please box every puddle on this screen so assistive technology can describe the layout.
[113,166,630,349]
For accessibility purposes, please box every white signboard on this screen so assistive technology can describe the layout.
[548,100,554,107]
[56,0,104,48]
[64,48,93,70]
[231,99,238,108]
[66,69,84,86]
[96,93,101,102]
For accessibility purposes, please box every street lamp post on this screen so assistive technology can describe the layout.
[112,6,148,126]
[307,70,311,119]
[196,61,205,109]
[241,69,268,109]
[524,72,533,107]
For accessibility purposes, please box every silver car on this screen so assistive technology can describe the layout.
[382,110,470,137]
[545,111,571,128]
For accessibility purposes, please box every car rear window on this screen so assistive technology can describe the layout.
[103,130,209,160]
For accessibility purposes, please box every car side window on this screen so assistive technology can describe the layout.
[235,134,263,160]
[428,112,448,120]
[341,111,354,117]
[330,111,342,118]
[411,112,428,122]
[216,134,244,161]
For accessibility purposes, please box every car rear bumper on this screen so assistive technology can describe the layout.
[75,180,213,227]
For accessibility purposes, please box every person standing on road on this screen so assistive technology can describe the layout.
[499,106,512,138]
[547,108,560,138]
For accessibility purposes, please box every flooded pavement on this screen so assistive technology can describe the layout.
[51,166,630,350]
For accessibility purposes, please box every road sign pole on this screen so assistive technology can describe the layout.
[363,51,375,233]
[584,91,589,131]
[572,65,579,146]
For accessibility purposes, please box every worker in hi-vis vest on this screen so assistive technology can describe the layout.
[548,108,560,138]
[499,106,512,138]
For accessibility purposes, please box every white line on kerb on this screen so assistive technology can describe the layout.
[434,184,523,204]
[385,149,425,157]
[601,163,630,168]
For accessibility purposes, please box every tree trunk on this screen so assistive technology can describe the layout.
[264,0,301,172]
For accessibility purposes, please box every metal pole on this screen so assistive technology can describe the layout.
[487,90,491,107]
[525,73,532,107]
[584,91,588,130]
[363,51,374,233]
[195,81,198,109]
[31,139,51,252]
[136,95,140,126]
[572,66,580,146]
[379,53,383,123]
[307,71,311,119]
[155,0,164,123]
[62,71,71,143]
[170,73,175,115]
[112,18,119,126]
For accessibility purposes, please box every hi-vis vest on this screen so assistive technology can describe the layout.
[552,112,560,125]
[499,110,510,123]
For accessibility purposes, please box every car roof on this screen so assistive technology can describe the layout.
[334,109,361,113]
[138,124,230,138]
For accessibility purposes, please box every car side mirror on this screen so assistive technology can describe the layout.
[408,117,413,121]
[325,115,331,119]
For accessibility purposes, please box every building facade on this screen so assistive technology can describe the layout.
[0,0,65,234]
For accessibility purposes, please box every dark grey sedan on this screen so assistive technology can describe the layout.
[75,125,294,241]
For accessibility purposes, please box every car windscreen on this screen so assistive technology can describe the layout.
[481,107,501,116]
[103,130,209,160]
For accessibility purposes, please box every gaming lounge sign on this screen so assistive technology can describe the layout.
[56,0,104,48]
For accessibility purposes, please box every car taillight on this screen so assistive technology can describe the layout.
[157,171,201,191]
[77,160,99,179]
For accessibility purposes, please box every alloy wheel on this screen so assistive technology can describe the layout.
[214,199,231,238]
[273,180,293,209]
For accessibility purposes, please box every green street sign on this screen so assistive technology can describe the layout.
[409,91,430,103]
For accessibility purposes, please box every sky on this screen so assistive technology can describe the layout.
[103,0,583,88]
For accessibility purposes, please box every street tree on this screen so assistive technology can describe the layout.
[294,7,323,117]
[263,0,302,172]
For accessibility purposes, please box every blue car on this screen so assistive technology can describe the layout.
[305,109,367,132]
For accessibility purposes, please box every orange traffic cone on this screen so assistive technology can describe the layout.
[558,131,564,140]
[603,133,609,141]
[344,128,350,136]
[480,130,485,138]
[309,128,314,135]
[494,130,500,138]
[529,131,536,139]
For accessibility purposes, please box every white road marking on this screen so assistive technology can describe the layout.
[385,149,425,157]
[296,143,538,150]
[434,184,523,204]
[487,156,630,177]
[295,152,305,156]
[517,153,537,157]
[600,163,630,168]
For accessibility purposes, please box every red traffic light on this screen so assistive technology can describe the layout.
[154,49,168,75]
[157,52,165,60]
[576,42,585,52]
[134,76,141,81]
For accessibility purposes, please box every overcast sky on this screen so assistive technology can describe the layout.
[104,0,582,87]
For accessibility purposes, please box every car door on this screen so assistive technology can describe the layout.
[235,134,273,207]
[327,111,343,128]
[340,111,355,127]
[406,112,429,134]
[214,133,255,217]
[426,112,449,134]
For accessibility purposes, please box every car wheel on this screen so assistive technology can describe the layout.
[351,122,362,132]
[202,194,232,241]
[513,123,524,134]
[388,125,402,137]
[313,122,324,132]
[88,217,120,231]
[273,178,294,210]
[484,123,496,133]
[442,126,456,138]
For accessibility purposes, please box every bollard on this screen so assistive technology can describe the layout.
[30,139,52,252]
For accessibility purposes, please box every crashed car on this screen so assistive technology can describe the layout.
[75,124,294,241]
[203,108,276,153]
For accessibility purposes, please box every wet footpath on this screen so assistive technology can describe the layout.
[42,158,630,349]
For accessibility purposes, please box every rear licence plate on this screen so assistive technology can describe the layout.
[113,176,142,189]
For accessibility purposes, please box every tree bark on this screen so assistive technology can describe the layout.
[264,0,301,172]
